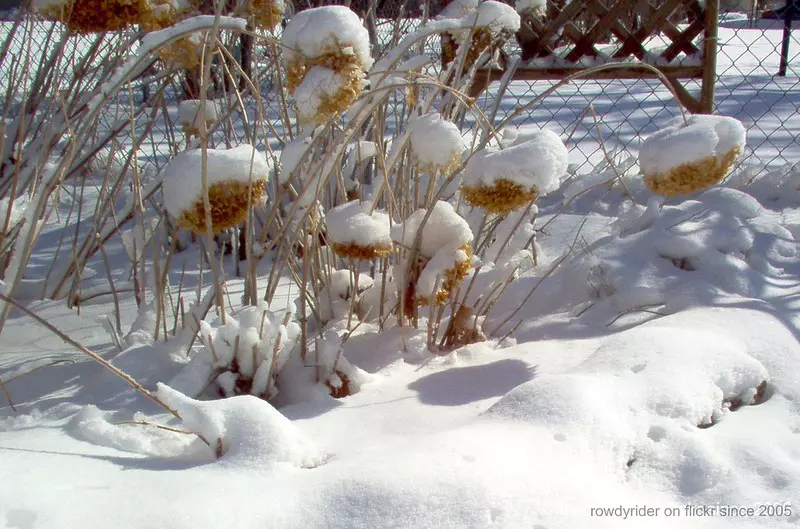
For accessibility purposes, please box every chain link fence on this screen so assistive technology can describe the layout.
[2,6,799,176]
[485,5,800,175]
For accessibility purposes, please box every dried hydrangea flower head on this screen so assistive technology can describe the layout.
[139,0,204,70]
[281,6,372,125]
[439,0,521,70]
[161,144,271,235]
[236,0,284,30]
[409,113,465,175]
[178,99,218,138]
[325,201,392,260]
[34,0,151,33]
[462,128,567,214]
[391,201,474,314]
[640,115,746,197]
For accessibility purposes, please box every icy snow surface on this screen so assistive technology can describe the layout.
[161,144,271,217]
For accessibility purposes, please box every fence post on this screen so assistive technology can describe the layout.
[778,0,794,77]
[701,0,719,113]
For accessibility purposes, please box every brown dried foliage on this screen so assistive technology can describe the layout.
[462,179,538,214]
[331,242,392,260]
[643,147,740,197]
[40,0,150,33]
[178,179,266,235]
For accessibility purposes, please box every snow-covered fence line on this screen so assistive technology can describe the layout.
[478,8,800,176]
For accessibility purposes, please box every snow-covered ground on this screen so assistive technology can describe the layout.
[3,10,800,529]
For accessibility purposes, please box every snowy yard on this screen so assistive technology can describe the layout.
[2,4,800,529]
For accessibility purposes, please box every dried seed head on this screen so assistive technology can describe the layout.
[462,178,538,214]
[178,179,266,235]
[643,147,740,197]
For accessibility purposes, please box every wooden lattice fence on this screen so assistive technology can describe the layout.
[460,0,719,113]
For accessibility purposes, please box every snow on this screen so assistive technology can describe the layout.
[280,6,373,70]
[317,269,374,323]
[416,244,471,299]
[640,114,747,176]
[178,99,218,130]
[437,0,479,20]
[515,0,546,14]
[4,13,800,529]
[292,66,348,124]
[324,200,391,249]
[156,384,325,467]
[391,200,473,257]
[462,128,568,193]
[161,144,271,218]
[408,112,465,171]
[0,195,28,232]
[465,0,521,34]
[278,135,313,185]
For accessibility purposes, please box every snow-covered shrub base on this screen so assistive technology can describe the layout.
[161,145,270,234]
[640,115,746,197]
[317,270,374,324]
[325,201,392,260]
[168,303,300,400]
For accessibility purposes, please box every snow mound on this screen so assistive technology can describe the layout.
[325,201,391,250]
[488,308,800,507]
[462,128,567,193]
[391,201,473,257]
[416,244,472,299]
[545,186,797,317]
[408,112,464,172]
[640,114,746,177]
[156,383,325,468]
[161,144,271,217]
[167,303,301,400]
[281,6,373,69]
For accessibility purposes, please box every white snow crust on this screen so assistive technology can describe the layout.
[325,200,391,249]
[437,0,480,20]
[280,6,373,69]
[462,128,568,192]
[391,200,473,257]
[408,112,465,170]
[161,144,271,217]
[640,114,746,176]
